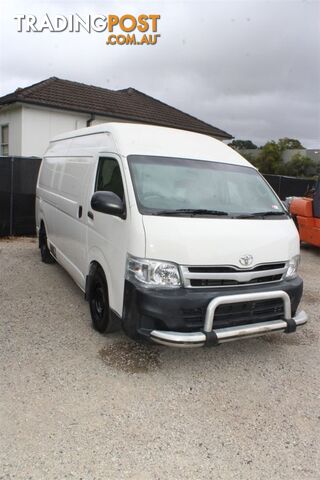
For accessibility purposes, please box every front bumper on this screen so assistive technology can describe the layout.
[150,292,307,347]
[122,277,307,347]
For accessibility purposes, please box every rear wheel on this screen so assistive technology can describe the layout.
[39,224,55,264]
[88,265,119,333]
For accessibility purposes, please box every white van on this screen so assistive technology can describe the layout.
[36,122,307,347]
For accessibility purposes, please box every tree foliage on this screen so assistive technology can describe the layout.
[278,137,305,150]
[255,141,286,175]
[237,138,317,178]
[285,153,319,178]
[228,139,258,150]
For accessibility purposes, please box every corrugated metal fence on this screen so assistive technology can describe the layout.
[0,157,317,236]
[0,156,41,236]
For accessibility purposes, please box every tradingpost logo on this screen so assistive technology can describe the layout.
[106,14,160,45]
[14,13,161,46]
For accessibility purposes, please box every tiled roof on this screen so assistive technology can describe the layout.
[0,77,232,139]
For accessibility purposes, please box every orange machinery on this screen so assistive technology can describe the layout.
[290,182,320,247]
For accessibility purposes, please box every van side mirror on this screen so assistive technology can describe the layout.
[91,191,125,218]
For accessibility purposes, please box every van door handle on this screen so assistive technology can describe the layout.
[87,211,94,220]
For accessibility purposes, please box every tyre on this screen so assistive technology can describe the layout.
[39,225,56,264]
[88,265,119,333]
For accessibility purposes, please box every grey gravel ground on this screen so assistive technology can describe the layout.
[0,237,319,480]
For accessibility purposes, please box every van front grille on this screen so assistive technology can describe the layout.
[182,298,285,330]
[181,262,287,288]
[190,274,283,287]
[187,263,286,274]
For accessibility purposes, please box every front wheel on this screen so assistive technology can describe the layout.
[88,266,119,333]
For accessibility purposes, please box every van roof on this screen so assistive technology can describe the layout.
[50,122,252,167]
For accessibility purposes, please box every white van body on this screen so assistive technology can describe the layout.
[36,122,307,347]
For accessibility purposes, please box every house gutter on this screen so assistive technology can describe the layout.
[86,114,95,127]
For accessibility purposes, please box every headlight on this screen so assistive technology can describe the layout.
[126,255,181,288]
[285,255,300,279]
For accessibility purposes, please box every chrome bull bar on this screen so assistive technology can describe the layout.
[150,290,308,348]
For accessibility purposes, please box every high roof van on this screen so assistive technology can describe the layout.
[36,122,307,347]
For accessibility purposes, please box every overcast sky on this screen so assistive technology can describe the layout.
[0,0,319,147]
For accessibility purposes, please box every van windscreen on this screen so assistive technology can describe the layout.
[127,155,287,218]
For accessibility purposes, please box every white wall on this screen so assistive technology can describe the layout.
[0,102,227,158]
[0,105,22,156]
[20,105,130,157]
[0,103,132,157]
[91,116,129,127]
[21,105,89,157]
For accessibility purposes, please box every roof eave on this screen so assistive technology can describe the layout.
[0,98,232,139]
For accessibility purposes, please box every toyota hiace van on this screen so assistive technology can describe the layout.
[36,123,307,347]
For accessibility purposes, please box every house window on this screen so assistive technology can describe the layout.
[1,125,9,156]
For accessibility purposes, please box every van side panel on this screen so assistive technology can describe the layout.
[38,155,92,288]
[37,132,121,294]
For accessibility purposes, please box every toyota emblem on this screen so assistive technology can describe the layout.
[239,254,253,267]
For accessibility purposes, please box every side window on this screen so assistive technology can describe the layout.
[1,125,9,156]
[95,157,124,201]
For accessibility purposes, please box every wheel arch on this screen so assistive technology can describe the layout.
[86,245,125,317]
[85,260,107,300]
[85,248,113,304]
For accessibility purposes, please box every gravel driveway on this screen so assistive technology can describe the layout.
[0,238,319,480]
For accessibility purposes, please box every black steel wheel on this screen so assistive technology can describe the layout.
[89,266,118,333]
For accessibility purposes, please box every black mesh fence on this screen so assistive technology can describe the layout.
[0,157,317,237]
[263,174,316,200]
[0,157,41,236]
[0,158,11,236]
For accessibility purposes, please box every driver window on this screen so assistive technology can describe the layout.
[95,157,124,201]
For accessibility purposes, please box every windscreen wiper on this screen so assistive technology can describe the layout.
[235,211,287,219]
[154,209,229,216]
